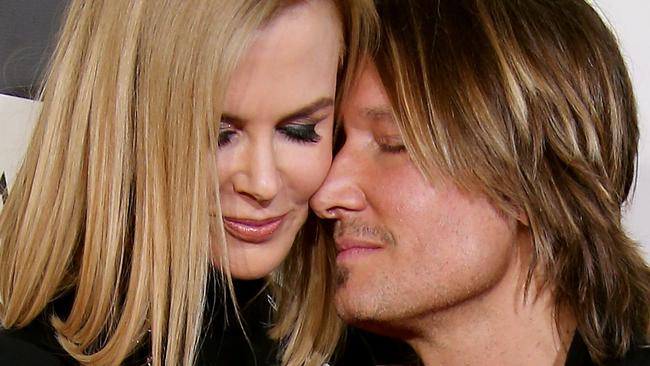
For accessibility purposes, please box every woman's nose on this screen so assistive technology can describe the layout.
[232,140,281,205]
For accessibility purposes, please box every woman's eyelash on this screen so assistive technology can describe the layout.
[217,121,322,147]
[218,120,236,147]
[218,130,236,147]
[277,123,321,143]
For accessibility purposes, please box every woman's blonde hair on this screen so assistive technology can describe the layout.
[374,0,649,363]
[0,0,376,365]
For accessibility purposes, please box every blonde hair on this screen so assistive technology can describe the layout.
[374,0,649,363]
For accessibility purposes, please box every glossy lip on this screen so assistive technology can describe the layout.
[335,238,383,261]
[223,215,286,244]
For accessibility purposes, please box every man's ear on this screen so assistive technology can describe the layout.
[516,207,530,227]
[498,194,529,227]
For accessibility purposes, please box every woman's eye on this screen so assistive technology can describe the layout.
[277,123,321,144]
[218,130,236,147]
[218,121,237,147]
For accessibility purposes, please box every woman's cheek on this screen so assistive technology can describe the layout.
[283,142,332,203]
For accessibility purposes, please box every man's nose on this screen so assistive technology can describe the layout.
[232,140,280,205]
[311,144,367,219]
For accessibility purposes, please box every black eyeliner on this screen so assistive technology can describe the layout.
[217,120,237,147]
[277,123,321,143]
[218,130,236,147]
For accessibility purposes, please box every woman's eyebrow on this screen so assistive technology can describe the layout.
[221,97,334,126]
[278,97,334,124]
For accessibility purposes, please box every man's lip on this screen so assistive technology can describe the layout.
[222,215,285,244]
[335,238,383,260]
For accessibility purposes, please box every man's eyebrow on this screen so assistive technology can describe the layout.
[361,106,395,123]
[221,97,334,126]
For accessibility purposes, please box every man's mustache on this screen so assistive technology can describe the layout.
[333,218,396,247]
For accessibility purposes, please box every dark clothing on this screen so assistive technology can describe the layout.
[0,292,77,366]
[195,279,278,365]
[565,332,650,366]
[0,323,69,366]
[0,280,414,365]
[333,329,418,366]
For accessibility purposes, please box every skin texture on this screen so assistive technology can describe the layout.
[311,63,574,365]
[213,0,339,280]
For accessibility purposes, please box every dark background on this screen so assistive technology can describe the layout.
[0,0,68,99]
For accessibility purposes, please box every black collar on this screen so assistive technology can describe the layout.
[565,332,595,366]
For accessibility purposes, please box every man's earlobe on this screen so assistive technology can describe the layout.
[516,208,530,227]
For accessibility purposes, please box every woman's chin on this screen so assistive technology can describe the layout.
[227,258,282,280]
[210,224,298,279]
[210,243,289,280]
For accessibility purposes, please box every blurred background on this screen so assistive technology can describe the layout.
[0,1,67,98]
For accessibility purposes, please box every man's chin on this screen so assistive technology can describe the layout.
[335,291,382,329]
[337,309,416,339]
[335,291,419,339]
[334,268,378,320]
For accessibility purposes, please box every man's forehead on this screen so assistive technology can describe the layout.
[342,62,398,126]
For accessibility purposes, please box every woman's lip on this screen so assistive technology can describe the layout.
[222,216,285,244]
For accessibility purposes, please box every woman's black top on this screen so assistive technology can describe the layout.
[0,279,416,365]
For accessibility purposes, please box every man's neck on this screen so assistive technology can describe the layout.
[406,257,576,365]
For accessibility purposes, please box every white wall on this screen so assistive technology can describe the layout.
[593,0,650,256]
[0,94,39,209]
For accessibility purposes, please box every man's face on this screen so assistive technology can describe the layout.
[311,63,523,333]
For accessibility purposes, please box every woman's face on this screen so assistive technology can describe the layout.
[213,0,341,279]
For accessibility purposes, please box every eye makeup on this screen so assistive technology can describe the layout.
[218,121,237,147]
[217,97,333,148]
[217,116,326,148]
[277,121,321,143]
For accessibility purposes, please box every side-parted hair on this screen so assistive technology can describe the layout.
[373,0,650,363]
[0,0,377,365]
